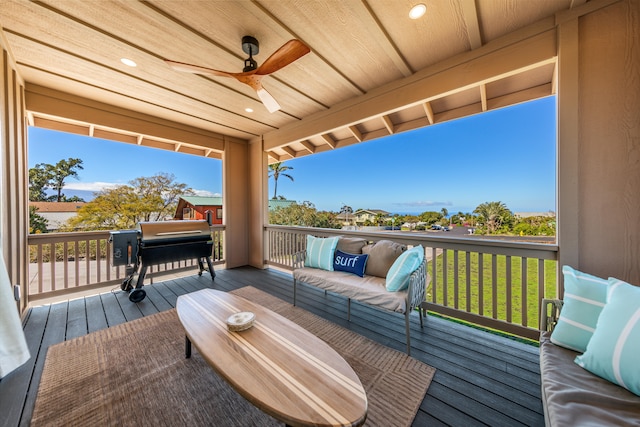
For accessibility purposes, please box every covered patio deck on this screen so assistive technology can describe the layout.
[1,267,543,427]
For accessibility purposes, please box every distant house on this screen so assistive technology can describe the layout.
[352,209,390,225]
[174,196,223,224]
[29,202,86,231]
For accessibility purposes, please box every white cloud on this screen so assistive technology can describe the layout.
[63,181,122,191]
[192,189,221,197]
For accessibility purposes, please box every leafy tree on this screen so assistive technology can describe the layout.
[473,201,513,234]
[29,206,48,233]
[28,158,85,202]
[268,162,294,199]
[29,165,50,201]
[340,204,353,225]
[418,211,442,225]
[269,201,341,229]
[64,173,193,231]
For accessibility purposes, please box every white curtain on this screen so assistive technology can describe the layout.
[0,254,30,379]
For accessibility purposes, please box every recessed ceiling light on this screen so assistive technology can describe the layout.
[409,4,427,19]
[245,107,254,113]
[120,58,137,67]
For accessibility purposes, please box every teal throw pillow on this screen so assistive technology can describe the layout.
[550,265,608,352]
[385,245,424,292]
[333,249,369,277]
[575,278,640,396]
[304,235,339,271]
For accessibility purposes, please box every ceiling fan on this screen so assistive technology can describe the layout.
[165,36,310,113]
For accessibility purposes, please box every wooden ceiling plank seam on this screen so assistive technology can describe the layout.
[480,84,488,112]
[320,134,336,149]
[361,0,413,76]
[422,101,435,125]
[299,140,316,154]
[282,145,297,158]
[251,0,366,95]
[381,115,395,134]
[348,125,363,142]
[263,30,557,150]
[460,0,483,50]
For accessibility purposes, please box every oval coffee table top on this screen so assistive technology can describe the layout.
[177,288,368,427]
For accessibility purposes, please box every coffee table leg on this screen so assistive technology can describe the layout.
[185,335,192,359]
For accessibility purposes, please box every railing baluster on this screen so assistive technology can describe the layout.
[478,253,484,316]
[521,257,528,327]
[506,255,512,323]
[453,250,459,309]
[465,252,471,313]
[442,249,448,307]
[492,254,498,319]
[49,243,55,292]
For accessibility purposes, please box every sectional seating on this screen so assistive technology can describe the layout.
[539,266,640,426]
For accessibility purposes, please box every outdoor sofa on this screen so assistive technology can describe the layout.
[292,236,429,355]
[539,266,640,426]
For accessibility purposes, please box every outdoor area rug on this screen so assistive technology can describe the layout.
[32,286,435,426]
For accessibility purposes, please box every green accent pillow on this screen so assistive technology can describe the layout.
[304,235,339,271]
[575,278,640,396]
[385,245,424,292]
[550,266,608,352]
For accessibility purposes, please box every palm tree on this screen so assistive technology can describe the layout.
[473,201,512,234]
[268,162,294,199]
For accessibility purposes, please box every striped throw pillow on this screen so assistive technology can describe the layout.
[304,235,339,271]
[550,266,608,352]
[575,278,640,396]
[385,245,424,292]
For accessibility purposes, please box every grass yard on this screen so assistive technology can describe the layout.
[427,250,557,329]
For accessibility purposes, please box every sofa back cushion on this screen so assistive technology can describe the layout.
[336,237,368,254]
[550,265,608,352]
[304,235,339,271]
[386,245,424,292]
[362,240,406,278]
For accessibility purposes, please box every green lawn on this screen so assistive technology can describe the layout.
[427,250,557,329]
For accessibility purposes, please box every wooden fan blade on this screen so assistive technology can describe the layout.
[256,87,281,113]
[164,59,237,78]
[255,39,310,75]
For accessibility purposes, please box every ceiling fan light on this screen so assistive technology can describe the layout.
[409,4,427,19]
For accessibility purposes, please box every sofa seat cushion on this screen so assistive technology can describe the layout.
[540,331,640,426]
[293,267,408,313]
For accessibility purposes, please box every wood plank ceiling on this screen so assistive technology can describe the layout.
[0,0,584,162]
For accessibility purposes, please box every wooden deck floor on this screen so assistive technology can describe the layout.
[0,266,544,427]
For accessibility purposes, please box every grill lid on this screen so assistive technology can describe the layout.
[138,220,211,243]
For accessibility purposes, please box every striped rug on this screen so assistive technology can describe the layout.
[32,286,434,426]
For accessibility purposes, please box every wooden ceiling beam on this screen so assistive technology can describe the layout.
[267,151,281,162]
[348,126,363,142]
[320,134,337,149]
[300,140,316,154]
[480,84,488,111]
[381,115,395,135]
[422,102,435,125]
[461,0,483,50]
[282,146,297,158]
[263,29,557,151]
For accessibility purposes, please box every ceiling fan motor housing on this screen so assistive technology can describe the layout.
[242,35,259,72]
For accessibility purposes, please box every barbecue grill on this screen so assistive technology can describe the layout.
[109,220,215,302]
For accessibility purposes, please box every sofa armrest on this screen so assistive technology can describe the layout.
[540,298,564,332]
[293,250,306,270]
[407,258,428,312]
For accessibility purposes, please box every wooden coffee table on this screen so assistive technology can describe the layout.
[176,288,368,427]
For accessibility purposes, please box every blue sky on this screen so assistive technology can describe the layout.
[29,96,556,215]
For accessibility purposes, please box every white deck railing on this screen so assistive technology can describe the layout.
[27,226,225,301]
[265,225,558,340]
